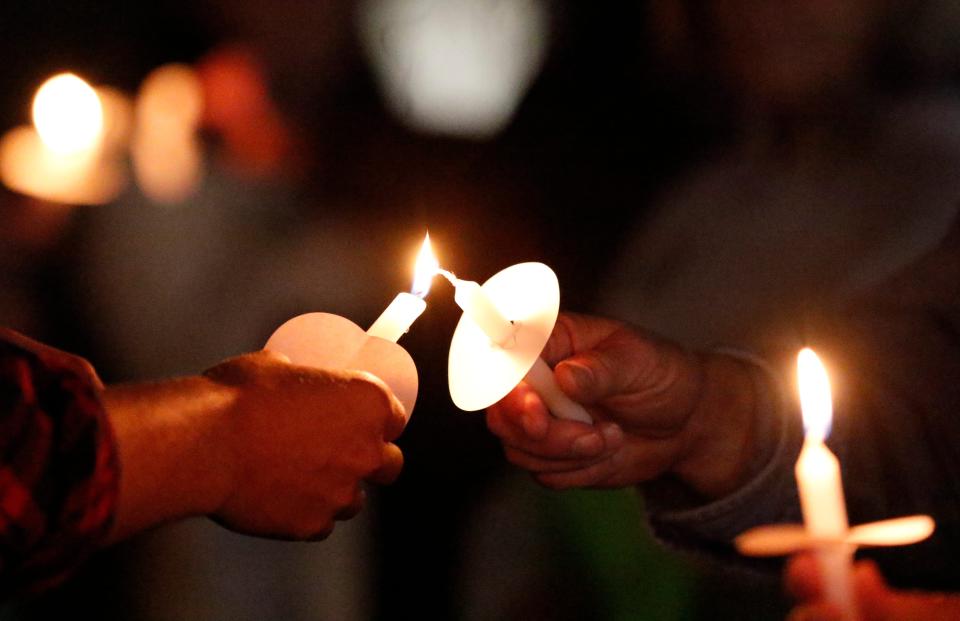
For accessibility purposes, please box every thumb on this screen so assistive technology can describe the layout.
[853,560,893,621]
[554,352,619,405]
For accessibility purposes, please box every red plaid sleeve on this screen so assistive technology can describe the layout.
[0,329,119,595]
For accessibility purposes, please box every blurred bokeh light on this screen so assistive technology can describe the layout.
[359,0,548,139]
[31,72,103,154]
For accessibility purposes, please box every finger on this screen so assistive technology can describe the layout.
[347,371,408,441]
[785,552,824,602]
[305,523,335,542]
[534,454,623,489]
[351,371,409,439]
[786,603,844,621]
[368,443,404,485]
[383,391,408,441]
[258,348,292,364]
[500,412,609,460]
[555,340,658,406]
[503,445,614,474]
[853,560,898,621]
[334,488,367,520]
[487,384,551,442]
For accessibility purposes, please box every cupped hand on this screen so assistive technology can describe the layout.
[486,312,758,497]
[205,350,408,540]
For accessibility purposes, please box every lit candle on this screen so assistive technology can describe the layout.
[367,233,438,342]
[441,269,592,424]
[0,72,124,205]
[796,348,855,620]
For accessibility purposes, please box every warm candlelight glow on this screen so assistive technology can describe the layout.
[411,233,439,298]
[132,64,204,205]
[359,0,549,138]
[736,346,934,618]
[365,234,435,342]
[848,515,935,547]
[798,347,833,441]
[95,86,134,154]
[32,73,104,154]
[137,64,204,129]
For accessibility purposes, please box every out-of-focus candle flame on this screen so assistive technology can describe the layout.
[32,73,104,154]
[798,347,833,441]
[137,63,204,129]
[94,86,134,154]
[132,63,204,204]
[411,233,439,298]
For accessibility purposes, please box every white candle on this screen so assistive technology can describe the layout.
[796,348,855,620]
[442,270,592,424]
[366,233,438,343]
[451,278,517,346]
[367,292,427,343]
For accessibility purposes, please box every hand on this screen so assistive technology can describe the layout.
[106,350,408,542]
[203,350,408,540]
[486,312,758,497]
[786,553,960,621]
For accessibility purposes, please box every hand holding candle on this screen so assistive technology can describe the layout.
[795,348,856,620]
[735,348,935,621]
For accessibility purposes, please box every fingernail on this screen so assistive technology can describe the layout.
[571,434,603,457]
[601,423,623,446]
[561,361,594,392]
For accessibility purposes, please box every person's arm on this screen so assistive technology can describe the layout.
[0,329,409,595]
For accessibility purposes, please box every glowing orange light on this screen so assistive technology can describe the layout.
[798,348,833,440]
[137,64,204,129]
[32,73,104,154]
[132,64,204,204]
[411,233,440,297]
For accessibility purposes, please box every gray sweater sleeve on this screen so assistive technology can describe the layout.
[642,222,960,590]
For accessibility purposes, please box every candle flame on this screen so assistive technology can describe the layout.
[32,73,104,154]
[798,347,833,441]
[411,232,439,298]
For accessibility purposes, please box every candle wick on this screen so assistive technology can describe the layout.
[438,268,459,286]
[438,267,516,327]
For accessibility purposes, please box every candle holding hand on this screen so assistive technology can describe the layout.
[442,263,593,424]
[265,234,439,415]
[735,348,935,621]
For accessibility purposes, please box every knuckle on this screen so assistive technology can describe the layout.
[307,523,335,541]
[349,375,393,413]
[484,408,508,437]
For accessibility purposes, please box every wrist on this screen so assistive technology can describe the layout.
[104,376,239,542]
[672,353,759,499]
